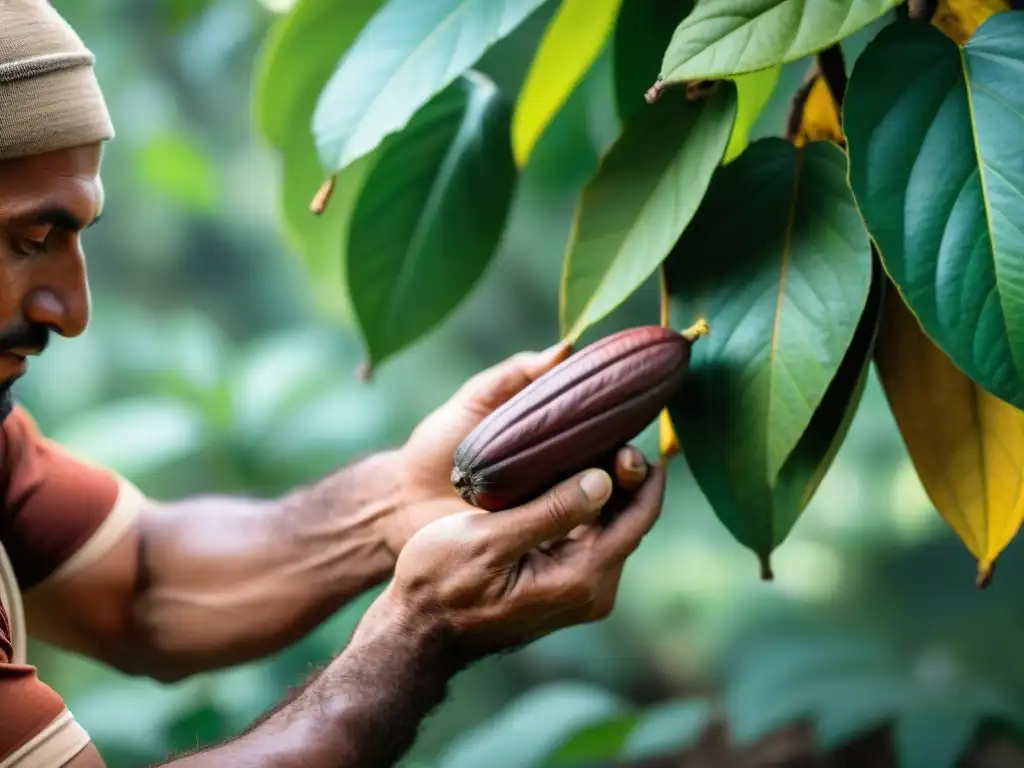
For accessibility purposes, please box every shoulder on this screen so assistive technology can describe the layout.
[0,403,145,591]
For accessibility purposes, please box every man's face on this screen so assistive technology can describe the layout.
[0,142,102,420]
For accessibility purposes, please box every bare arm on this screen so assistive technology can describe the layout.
[24,344,574,682]
[65,593,465,768]
[24,450,403,682]
[63,453,666,768]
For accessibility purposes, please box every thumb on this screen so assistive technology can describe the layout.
[491,470,613,557]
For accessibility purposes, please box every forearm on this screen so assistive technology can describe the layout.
[160,592,464,768]
[124,450,404,681]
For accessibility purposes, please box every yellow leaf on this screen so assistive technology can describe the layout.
[792,76,844,148]
[511,0,624,167]
[657,263,680,462]
[723,65,781,163]
[874,285,1024,584]
[931,0,1010,45]
[659,409,680,460]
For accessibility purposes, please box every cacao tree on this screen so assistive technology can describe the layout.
[253,0,1024,586]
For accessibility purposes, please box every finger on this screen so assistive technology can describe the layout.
[592,466,667,565]
[487,469,613,557]
[455,341,572,417]
[612,445,648,492]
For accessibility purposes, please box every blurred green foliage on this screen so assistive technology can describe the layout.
[18,1,1024,766]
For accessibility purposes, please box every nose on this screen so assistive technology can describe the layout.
[23,280,91,339]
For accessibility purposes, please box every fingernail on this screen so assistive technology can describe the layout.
[580,470,612,503]
[626,448,645,471]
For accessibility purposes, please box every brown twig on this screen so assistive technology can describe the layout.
[309,176,336,215]
[644,76,665,104]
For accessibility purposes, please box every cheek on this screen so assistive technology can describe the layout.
[0,257,27,322]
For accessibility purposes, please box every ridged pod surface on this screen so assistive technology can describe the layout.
[452,323,705,511]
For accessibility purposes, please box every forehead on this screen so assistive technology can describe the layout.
[0,143,104,227]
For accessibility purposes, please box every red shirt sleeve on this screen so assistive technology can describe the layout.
[0,598,91,766]
[0,405,128,590]
[0,405,144,766]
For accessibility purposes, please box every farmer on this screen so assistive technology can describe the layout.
[0,2,666,766]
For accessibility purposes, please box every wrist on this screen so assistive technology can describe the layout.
[353,585,475,677]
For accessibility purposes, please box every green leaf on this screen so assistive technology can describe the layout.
[543,715,641,765]
[345,72,516,370]
[512,0,623,167]
[612,0,695,124]
[620,699,713,759]
[135,132,219,213]
[665,139,872,569]
[723,66,781,163]
[771,253,883,518]
[251,0,386,319]
[559,83,738,342]
[439,682,630,768]
[161,0,212,31]
[611,0,777,163]
[845,12,1024,409]
[660,0,902,82]
[312,0,549,174]
[893,708,980,768]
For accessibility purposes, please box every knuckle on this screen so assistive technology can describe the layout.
[567,571,599,605]
[545,490,577,532]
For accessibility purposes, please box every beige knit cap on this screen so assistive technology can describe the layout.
[0,0,114,161]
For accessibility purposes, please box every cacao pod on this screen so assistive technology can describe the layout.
[451,322,708,511]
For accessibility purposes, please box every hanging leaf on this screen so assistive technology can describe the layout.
[345,73,516,371]
[610,0,776,161]
[665,139,874,574]
[312,0,550,174]
[512,0,624,167]
[559,83,738,342]
[252,0,386,319]
[792,76,845,147]
[611,0,695,123]
[723,65,782,163]
[845,12,1024,409]
[874,285,1024,584]
[659,0,902,83]
[932,0,1012,44]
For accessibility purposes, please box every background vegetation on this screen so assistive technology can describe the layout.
[20,0,1024,765]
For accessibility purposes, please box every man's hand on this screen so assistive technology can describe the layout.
[376,457,667,658]
[379,342,575,555]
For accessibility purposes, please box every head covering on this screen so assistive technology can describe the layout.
[0,0,114,161]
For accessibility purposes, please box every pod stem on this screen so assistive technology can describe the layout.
[681,318,710,342]
[309,176,336,215]
[976,560,995,590]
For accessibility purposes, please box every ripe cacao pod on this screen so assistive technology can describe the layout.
[451,322,708,511]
